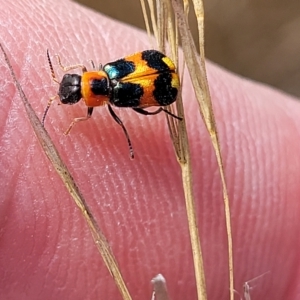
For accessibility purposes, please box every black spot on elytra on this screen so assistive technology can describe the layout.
[142,50,170,72]
[110,82,143,107]
[153,73,178,106]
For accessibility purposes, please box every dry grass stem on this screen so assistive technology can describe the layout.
[171,0,234,299]
[0,43,132,300]
[151,274,170,300]
[141,1,207,299]
[142,0,235,299]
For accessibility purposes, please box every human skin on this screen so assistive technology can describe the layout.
[0,1,300,299]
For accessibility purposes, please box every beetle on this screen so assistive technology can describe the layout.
[43,50,181,158]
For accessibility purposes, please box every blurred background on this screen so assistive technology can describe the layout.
[75,0,300,98]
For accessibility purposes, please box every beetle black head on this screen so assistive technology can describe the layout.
[58,74,82,105]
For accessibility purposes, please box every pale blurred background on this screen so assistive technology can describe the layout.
[76,0,300,98]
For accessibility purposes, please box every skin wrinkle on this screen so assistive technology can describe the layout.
[241,92,273,288]
[211,61,300,298]
[0,83,14,135]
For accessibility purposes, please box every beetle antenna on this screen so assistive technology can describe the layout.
[42,50,60,127]
[47,49,59,84]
